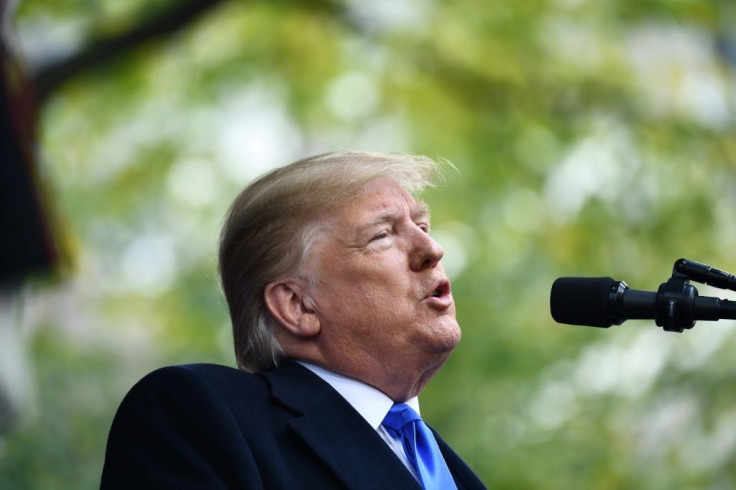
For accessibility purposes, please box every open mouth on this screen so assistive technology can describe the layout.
[429,280,450,299]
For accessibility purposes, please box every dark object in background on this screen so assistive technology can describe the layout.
[1,7,58,290]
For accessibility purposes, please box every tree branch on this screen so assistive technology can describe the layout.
[32,0,228,105]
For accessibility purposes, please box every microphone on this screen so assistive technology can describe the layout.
[550,276,736,331]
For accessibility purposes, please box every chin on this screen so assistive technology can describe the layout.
[426,320,462,354]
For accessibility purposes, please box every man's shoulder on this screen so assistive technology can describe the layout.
[116,360,335,424]
[145,362,255,382]
[125,360,321,404]
[130,362,267,398]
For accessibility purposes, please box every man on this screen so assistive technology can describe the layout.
[101,151,486,489]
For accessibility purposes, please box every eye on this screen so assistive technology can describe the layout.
[371,230,390,242]
[417,223,430,233]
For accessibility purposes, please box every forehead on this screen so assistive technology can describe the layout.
[332,177,427,223]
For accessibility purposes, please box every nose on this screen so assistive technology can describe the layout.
[409,229,444,271]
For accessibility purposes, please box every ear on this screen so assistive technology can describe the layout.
[264,280,321,338]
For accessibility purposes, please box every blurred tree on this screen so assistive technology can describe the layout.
[32,0,228,104]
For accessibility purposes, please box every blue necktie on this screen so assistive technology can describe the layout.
[382,403,458,490]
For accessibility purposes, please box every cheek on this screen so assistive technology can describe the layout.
[314,257,410,319]
[339,265,401,298]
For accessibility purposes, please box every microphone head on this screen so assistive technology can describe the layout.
[550,277,616,328]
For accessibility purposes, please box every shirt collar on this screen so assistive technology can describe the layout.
[297,361,420,430]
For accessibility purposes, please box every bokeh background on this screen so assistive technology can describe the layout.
[2,0,736,488]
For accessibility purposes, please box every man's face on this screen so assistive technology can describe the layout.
[302,177,461,392]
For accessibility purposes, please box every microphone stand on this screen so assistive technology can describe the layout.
[653,259,736,332]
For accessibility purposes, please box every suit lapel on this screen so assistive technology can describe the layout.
[259,360,421,490]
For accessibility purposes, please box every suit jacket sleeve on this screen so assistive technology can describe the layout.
[100,365,264,489]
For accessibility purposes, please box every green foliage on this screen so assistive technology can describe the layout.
[5,0,736,487]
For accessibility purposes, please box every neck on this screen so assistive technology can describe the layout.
[294,350,451,402]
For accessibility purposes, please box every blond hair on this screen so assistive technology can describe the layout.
[218,151,446,372]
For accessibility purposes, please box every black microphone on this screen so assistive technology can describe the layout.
[550,277,736,331]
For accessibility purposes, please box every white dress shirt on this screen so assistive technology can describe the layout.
[298,361,421,481]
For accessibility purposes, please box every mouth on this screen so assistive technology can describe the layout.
[426,279,451,301]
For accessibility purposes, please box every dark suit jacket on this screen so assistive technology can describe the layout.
[101,360,486,489]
